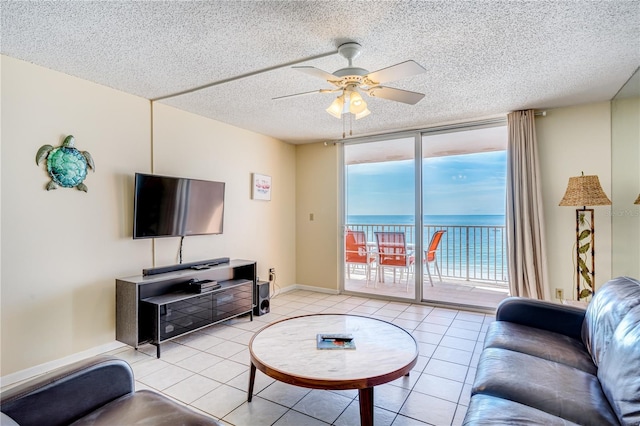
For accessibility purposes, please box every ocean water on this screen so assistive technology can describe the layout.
[346,214,508,281]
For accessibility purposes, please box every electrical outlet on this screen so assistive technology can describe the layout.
[269,268,275,282]
[555,288,564,300]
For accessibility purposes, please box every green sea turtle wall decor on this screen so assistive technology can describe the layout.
[36,135,95,192]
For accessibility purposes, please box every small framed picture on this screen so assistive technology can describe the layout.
[252,173,272,201]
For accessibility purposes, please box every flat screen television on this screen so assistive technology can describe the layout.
[133,173,225,239]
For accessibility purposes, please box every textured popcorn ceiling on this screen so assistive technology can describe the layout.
[1,1,638,144]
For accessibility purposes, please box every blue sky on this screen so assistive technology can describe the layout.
[346,151,507,216]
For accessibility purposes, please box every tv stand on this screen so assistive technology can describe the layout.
[116,259,256,358]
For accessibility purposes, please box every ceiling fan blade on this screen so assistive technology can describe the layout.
[272,89,336,101]
[293,66,340,82]
[367,86,425,105]
[365,60,426,85]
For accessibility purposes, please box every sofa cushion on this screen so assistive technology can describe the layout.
[472,348,619,425]
[582,276,640,367]
[463,394,581,425]
[496,297,586,340]
[597,305,640,425]
[70,390,221,426]
[0,356,134,426]
[484,321,596,374]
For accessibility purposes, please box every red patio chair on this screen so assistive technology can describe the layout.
[345,229,376,284]
[425,230,446,286]
[374,231,414,291]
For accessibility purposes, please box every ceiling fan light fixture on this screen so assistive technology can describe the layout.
[348,91,368,115]
[281,43,426,127]
[326,95,345,119]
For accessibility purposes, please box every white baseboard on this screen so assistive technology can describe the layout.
[1,341,125,389]
[273,283,339,297]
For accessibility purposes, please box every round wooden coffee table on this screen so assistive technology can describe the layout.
[248,314,418,426]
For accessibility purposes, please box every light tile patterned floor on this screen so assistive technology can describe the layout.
[107,290,494,425]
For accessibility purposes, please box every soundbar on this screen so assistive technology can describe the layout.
[143,257,230,276]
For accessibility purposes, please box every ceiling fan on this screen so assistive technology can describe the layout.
[274,42,427,120]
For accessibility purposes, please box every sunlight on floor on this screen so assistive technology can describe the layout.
[344,265,509,310]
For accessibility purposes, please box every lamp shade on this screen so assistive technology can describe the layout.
[326,95,345,119]
[326,87,373,121]
[558,174,612,207]
[635,194,640,205]
[348,91,368,114]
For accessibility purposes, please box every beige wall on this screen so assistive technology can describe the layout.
[1,55,150,375]
[1,56,296,376]
[536,102,613,300]
[611,95,640,278]
[150,103,296,284]
[295,143,339,291]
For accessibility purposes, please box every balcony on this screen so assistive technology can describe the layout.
[344,223,510,309]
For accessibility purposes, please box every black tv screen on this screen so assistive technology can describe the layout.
[133,173,225,239]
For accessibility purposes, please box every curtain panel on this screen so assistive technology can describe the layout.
[506,110,549,300]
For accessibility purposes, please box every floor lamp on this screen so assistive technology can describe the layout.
[559,173,611,300]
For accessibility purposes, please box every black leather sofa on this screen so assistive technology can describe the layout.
[463,276,640,425]
[0,355,222,426]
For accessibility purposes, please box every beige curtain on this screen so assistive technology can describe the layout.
[506,110,549,299]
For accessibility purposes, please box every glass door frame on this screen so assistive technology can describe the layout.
[339,131,423,303]
[338,118,507,306]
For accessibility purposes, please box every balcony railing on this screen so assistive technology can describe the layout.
[345,223,508,284]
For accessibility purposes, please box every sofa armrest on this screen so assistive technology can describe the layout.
[496,297,586,340]
[0,356,134,426]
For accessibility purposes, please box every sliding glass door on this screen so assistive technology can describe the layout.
[421,127,509,309]
[343,137,416,300]
[341,123,510,309]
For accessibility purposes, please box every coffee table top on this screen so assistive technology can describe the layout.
[249,314,418,390]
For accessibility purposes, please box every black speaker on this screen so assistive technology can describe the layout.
[254,281,270,316]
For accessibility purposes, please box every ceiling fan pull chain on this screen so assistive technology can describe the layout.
[350,113,353,136]
[342,114,346,139]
